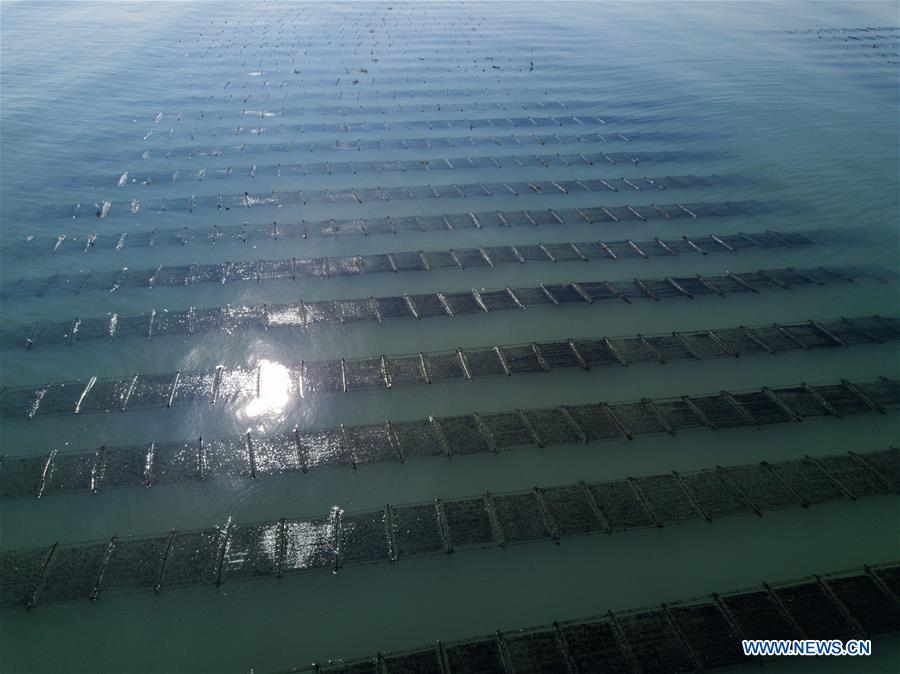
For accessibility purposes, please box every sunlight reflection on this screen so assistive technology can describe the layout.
[243,359,292,420]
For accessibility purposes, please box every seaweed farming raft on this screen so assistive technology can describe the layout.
[1,265,875,352]
[280,562,900,674]
[56,172,744,220]
[1,315,896,418]
[3,228,815,299]
[25,200,761,254]
[1,448,897,610]
[2,377,897,497]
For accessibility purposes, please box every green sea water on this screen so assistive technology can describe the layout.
[0,2,898,672]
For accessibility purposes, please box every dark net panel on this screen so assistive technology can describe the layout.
[616,609,696,674]
[713,327,768,356]
[504,630,569,673]
[385,355,427,387]
[319,660,378,674]
[99,446,147,490]
[542,485,605,536]
[409,294,450,319]
[127,373,179,410]
[775,583,859,640]
[491,492,549,543]
[855,378,900,406]
[152,442,201,485]
[443,291,483,315]
[204,437,251,481]
[444,639,506,674]
[826,575,900,636]
[653,399,705,432]
[678,471,751,519]
[375,296,413,320]
[391,420,445,459]
[769,387,830,418]
[478,412,534,449]
[0,386,39,418]
[0,454,44,497]
[32,382,82,418]
[303,360,345,395]
[0,548,47,608]
[508,285,553,307]
[464,348,507,378]
[573,338,622,368]
[161,530,219,588]
[813,384,876,416]
[784,323,835,348]
[344,424,397,466]
[39,542,107,603]
[253,434,304,476]
[814,455,892,498]
[668,603,744,669]
[222,522,279,582]
[634,475,700,524]
[858,447,900,488]
[753,325,807,351]
[502,345,545,374]
[392,503,443,558]
[383,648,443,674]
[340,511,390,566]
[443,498,495,548]
[171,370,221,405]
[425,353,466,383]
[645,335,693,362]
[730,391,790,425]
[609,402,666,436]
[723,590,802,640]
[569,404,625,441]
[102,536,168,594]
[612,338,658,364]
[588,481,655,530]
[297,430,353,470]
[724,464,799,510]
[771,461,844,505]
[76,379,132,413]
[689,394,751,428]
[438,415,490,455]
[522,408,582,445]
[280,518,335,575]
[874,565,900,599]
[480,290,519,312]
[344,358,385,391]
[561,620,631,673]
[536,341,582,370]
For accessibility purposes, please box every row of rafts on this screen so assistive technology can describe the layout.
[0,266,874,355]
[2,376,897,497]
[1,446,897,610]
[60,173,735,220]
[3,229,811,299]
[21,200,759,254]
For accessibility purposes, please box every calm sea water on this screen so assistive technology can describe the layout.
[1,2,898,672]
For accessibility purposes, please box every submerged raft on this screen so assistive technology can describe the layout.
[1,376,897,497]
[56,172,742,220]
[29,200,760,254]
[1,448,897,610]
[1,315,896,418]
[1,265,873,351]
[3,228,814,299]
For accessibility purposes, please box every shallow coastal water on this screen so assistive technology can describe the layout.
[1,2,898,672]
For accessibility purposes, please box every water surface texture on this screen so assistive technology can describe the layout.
[1,2,899,672]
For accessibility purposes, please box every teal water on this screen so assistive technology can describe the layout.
[1,2,898,672]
